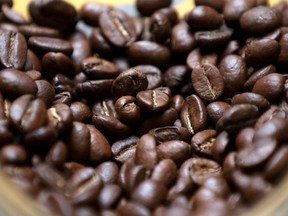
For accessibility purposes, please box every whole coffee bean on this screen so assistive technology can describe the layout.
[79,2,112,26]
[111,68,148,100]
[24,50,42,72]
[235,127,255,150]
[51,92,72,106]
[191,129,217,158]
[0,23,18,32]
[171,94,185,112]
[0,144,27,165]
[168,177,194,199]
[89,28,114,57]
[0,120,13,146]
[117,201,151,216]
[115,96,141,125]
[0,31,27,70]
[231,92,270,112]
[95,161,119,185]
[156,7,178,26]
[206,101,231,124]
[9,94,47,134]
[278,33,288,67]
[70,102,91,123]
[150,12,171,43]
[25,70,42,81]
[97,184,122,209]
[151,159,177,188]
[243,65,276,90]
[99,10,137,48]
[252,73,285,102]
[192,63,224,101]
[180,95,207,134]
[185,6,223,31]
[149,126,192,143]
[157,140,191,165]
[65,168,103,205]
[81,56,120,80]
[1,5,28,25]
[135,134,158,169]
[179,158,222,185]
[136,0,172,16]
[128,41,171,67]
[219,55,247,97]
[186,48,218,70]
[216,104,259,134]
[201,176,230,199]
[52,74,74,95]
[162,65,190,92]
[136,87,171,114]
[92,99,116,117]
[212,131,230,162]
[240,6,281,36]
[244,39,280,68]
[131,180,167,209]
[46,141,68,167]
[192,187,221,205]
[47,103,73,133]
[132,65,162,90]
[75,207,99,216]
[195,0,225,12]
[111,136,139,164]
[18,25,61,38]
[35,79,55,106]
[28,36,73,55]
[170,21,195,54]
[66,122,91,162]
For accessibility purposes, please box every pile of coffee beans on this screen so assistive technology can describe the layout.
[1,0,288,215]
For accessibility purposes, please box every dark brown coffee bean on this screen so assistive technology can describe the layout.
[79,2,112,26]
[51,74,74,95]
[240,6,281,36]
[162,65,190,92]
[9,95,47,134]
[117,201,151,216]
[132,65,162,90]
[278,33,288,67]
[0,120,13,146]
[94,162,119,186]
[156,7,178,26]
[171,95,185,113]
[1,5,28,25]
[217,104,259,134]
[151,159,177,188]
[51,92,72,106]
[150,12,171,43]
[149,126,192,143]
[186,48,218,70]
[0,144,27,165]
[46,141,67,167]
[64,168,103,205]
[212,130,230,162]
[191,129,217,158]
[24,50,42,72]
[168,177,194,199]
[206,101,231,125]
[201,176,230,199]
[111,68,148,100]
[70,102,91,123]
[231,92,270,112]
[136,0,172,16]
[135,134,158,169]
[0,23,18,32]
[111,136,139,164]
[35,79,55,106]
[157,140,191,165]
[180,95,207,134]
[252,73,285,102]
[0,31,27,70]
[28,36,73,55]
[18,25,61,38]
[192,63,224,101]
[99,10,137,48]
[128,41,171,67]
[195,0,225,12]
[89,28,114,57]
[81,56,120,80]
[185,6,223,31]
[235,127,255,150]
[25,70,41,81]
[131,180,167,209]
[75,207,99,216]
[97,184,122,209]
[244,39,280,67]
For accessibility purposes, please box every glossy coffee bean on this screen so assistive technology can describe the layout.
[206,101,231,125]
[235,127,255,150]
[163,65,190,92]
[95,161,119,185]
[132,65,162,90]
[191,129,217,158]
[97,184,122,209]
[24,50,42,72]
[46,141,68,167]
[186,48,217,70]
[1,5,28,25]
[35,79,55,106]
[195,0,225,12]
[136,0,172,16]
[150,12,171,43]
[47,103,73,132]
[89,28,114,57]
[0,144,27,165]
[115,96,141,125]
[70,102,91,123]
[148,126,191,143]
[18,25,61,38]
[151,159,177,188]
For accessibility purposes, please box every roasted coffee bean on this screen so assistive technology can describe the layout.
[79,2,112,26]
[92,99,116,117]
[185,6,223,31]
[132,65,162,90]
[24,50,42,72]
[240,6,281,36]
[157,7,178,26]
[0,144,27,165]
[47,103,73,132]
[52,74,74,95]
[51,92,72,106]
[81,56,120,80]
[115,96,141,125]
[171,94,185,112]
[252,73,285,102]
[150,12,171,43]
[29,0,78,31]
[216,104,259,134]
[195,0,225,12]
[168,177,194,199]
[0,120,13,146]
[25,70,42,81]
[18,25,61,38]
[163,65,190,92]
[170,21,195,54]
[35,79,55,106]
[95,161,119,185]
[149,126,191,143]
[128,41,171,67]
[1,4,28,25]
[201,176,230,199]
[206,101,231,125]
[99,10,137,48]
[157,140,191,165]
[75,207,99,216]
[212,131,230,162]
[135,134,158,169]
[97,184,122,209]
[186,48,218,70]
[111,68,148,100]
[244,39,280,68]
[180,95,207,134]
[131,180,167,209]
[9,95,47,134]
[235,128,255,150]
[64,168,103,205]
[0,31,27,70]
[70,102,91,123]
[191,63,224,101]
[0,22,18,32]
[151,159,177,188]
[219,55,247,97]
[28,37,73,55]
[46,141,68,167]
[117,201,151,216]
[191,129,217,158]
[111,136,139,164]
[89,28,114,57]
[136,0,172,16]
[278,33,288,67]
[136,87,171,114]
